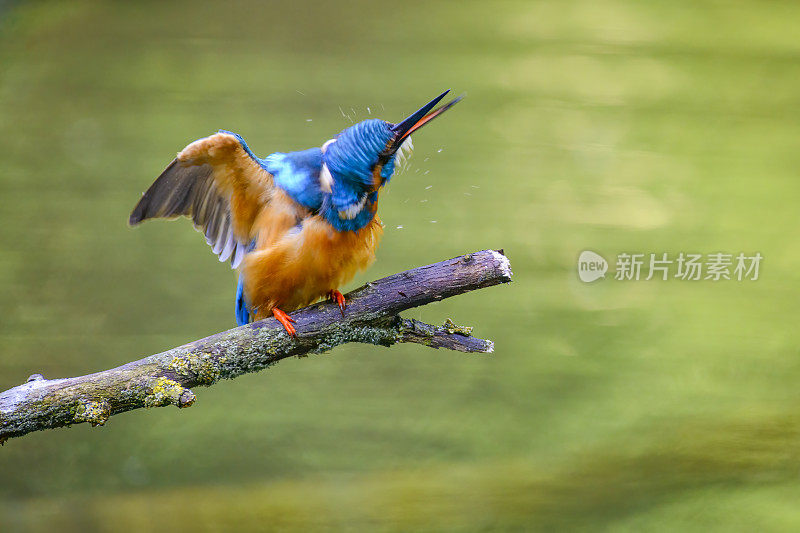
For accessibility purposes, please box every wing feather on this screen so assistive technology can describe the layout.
[129,132,273,269]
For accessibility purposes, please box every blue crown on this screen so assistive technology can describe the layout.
[324,119,397,188]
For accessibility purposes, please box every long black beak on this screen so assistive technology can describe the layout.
[385,89,462,155]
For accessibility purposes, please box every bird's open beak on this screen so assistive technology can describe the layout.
[387,89,462,154]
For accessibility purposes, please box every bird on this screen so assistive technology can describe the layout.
[129,90,461,336]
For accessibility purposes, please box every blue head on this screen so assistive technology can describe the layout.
[320,90,461,231]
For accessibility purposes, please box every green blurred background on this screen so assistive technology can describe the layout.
[1,0,799,530]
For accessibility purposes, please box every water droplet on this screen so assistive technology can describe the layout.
[437,148,443,153]
[306,119,312,122]
[430,220,437,223]
[425,185,432,190]
[396,225,403,229]
[424,170,430,175]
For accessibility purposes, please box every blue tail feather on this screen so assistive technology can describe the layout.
[234,240,257,326]
[235,275,251,326]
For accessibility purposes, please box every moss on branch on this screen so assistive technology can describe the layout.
[0,250,511,443]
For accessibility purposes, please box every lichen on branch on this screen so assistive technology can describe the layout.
[0,249,511,443]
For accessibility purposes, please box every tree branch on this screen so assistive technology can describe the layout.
[0,250,512,443]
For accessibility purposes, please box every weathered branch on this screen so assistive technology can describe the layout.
[0,250,512,443]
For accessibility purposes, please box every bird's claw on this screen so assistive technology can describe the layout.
[272,307,296,337]
[329,290,346,316]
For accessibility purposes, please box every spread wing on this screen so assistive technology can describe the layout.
[129,131,274,268]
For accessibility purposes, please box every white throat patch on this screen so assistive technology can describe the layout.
[394,136,414,168]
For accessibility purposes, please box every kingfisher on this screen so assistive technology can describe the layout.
[129,90,461,336]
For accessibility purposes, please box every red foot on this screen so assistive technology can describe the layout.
[272,307,296,337]
[328,290,346,316]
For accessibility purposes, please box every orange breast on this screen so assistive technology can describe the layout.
[242,214,383,319]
